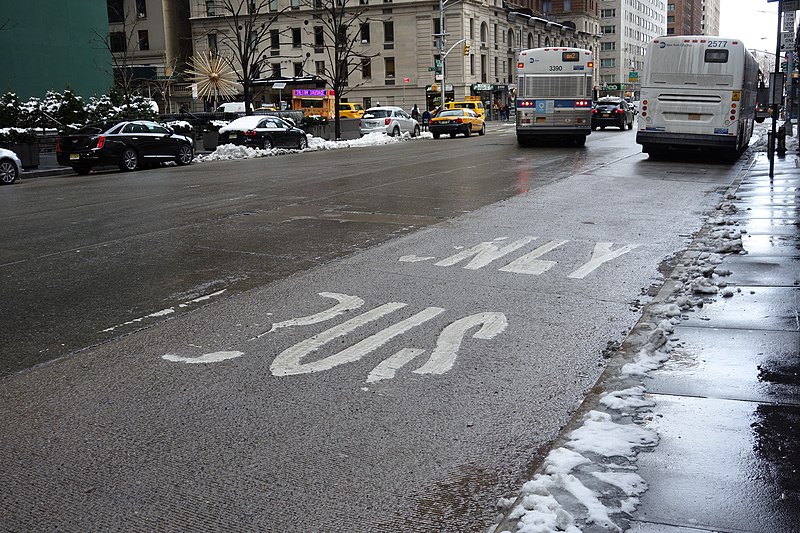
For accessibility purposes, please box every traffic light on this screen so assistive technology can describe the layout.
[463,41,470,56]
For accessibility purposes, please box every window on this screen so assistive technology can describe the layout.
[268,0,278,11]
[271,30,280,49]
[667,15,674,23]
[384,57,395,77]
[470,54,475,75]
[600,58,615,67]
[360,23,370,43]
[107,0,124,23]
[705,49,729,63]
[666,27,675,34]
[109,31,126,53]
[361,58,371,78]
[292,28,302,47]
[315,60,325,75]
[294,62,304,76]
[136,0,147,18]
[470,18,474,40]
[667,3,675,11]
[208,33,217,52]
[272,63,282,77]
[600,8,615,17]
[291,0,300,8]
[563,0,570,12]
[314,26,324,47]
[600,41,615,51]
[359,0,369,4]
[601,25,616,34]
[138,30,149,51]
[383,21,394,42]
[205,0,216,16]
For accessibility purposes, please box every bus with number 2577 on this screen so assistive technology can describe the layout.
[515,47,594,147]
[636,35,758,158]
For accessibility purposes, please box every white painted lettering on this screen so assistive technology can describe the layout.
[568,242,639,279]
[162,351,244,364]
[413,312,508,375]
[251,292,364,339]
[499,240,568,275]
[435,237,537,270]
[366,348,425,383]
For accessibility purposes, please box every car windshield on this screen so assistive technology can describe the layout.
[74,123,115,135]
[364,110,390,118]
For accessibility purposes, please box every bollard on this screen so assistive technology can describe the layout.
[777,125,786,156]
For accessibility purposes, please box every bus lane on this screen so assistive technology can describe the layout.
[0,153,744,531]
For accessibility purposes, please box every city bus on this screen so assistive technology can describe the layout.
[636,35,759,158]
[515,47,594,146]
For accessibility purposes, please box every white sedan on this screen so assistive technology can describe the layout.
[359,106,421,137]
[0,147,22,185]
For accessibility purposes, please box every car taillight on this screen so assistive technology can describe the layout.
[592,109,597,114]
[384,118,391,125]
[56,139,62,153]
[96,136,105,149]
[615,109,624,114]
[244,130,257,136]
[455,118,463,123]
[358,120,362,127]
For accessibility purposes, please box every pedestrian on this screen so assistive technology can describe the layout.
[411,104,421,123]
[422,108,432,131]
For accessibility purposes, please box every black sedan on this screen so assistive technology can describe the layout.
[591,98,635,130]
[217,115,309,150]
[56,120,194,175]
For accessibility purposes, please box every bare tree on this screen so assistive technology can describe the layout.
[207,0,292,115]
[305,0,380,139]
[94,3,141,105]
[147,55,181,114]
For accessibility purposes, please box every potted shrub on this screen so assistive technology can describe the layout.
[0,128,39,169]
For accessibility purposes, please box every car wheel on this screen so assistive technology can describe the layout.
[119,147,139,172]
[412,125,420,138]
[73,165,91,175]
[176,144,193,166]
[450,133,456,138]
[262,138,273,150]
[479,124,486,136]
[433,133,440,139]
[0,158,19,184]
[389,126,400,137]
[298,135,308,150]
[464,126,471,137]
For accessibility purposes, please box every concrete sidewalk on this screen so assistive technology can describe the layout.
[627,142,800,532]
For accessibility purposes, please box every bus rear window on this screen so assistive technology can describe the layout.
[704,49,728,63]
[562,51,580,62]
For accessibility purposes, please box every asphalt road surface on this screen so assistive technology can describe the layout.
[0,124,751,531]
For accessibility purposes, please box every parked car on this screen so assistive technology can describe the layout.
[443,100,486,119]
[429,108,486,138]
[56,120,194,175]
[359,107,421,137]
[218,115,309,150]
[0,147,22,185]
[338,102,365,119]
[592,97,635,130]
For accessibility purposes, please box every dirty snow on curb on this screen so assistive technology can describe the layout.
[195,131,431,162]
[491,195,748,533]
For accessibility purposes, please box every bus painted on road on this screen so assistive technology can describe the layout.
[515,47,594,146]
[636,35,759,158]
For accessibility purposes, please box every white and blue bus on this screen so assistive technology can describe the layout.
[515,47,594,146]
[636,35,759,158]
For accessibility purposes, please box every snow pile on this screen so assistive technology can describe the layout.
[195,130,431,163]
[493,198,747,532]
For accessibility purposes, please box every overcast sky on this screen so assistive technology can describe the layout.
[719,0,782,54]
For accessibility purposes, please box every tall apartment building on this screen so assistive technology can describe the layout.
[666,0,702,35]
[597,0,666,97]
[186,0,599,112]
[701,0,720,36]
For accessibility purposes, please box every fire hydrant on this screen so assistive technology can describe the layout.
[777,124,786,156]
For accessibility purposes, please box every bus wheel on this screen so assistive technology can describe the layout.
[575,136,586,147]
[517,136,531,147]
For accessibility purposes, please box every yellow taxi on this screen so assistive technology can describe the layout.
[429,108,486,138]
[338,102,365,119]
[443,100,486,119]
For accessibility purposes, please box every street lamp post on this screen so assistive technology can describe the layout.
[769,0,784,177]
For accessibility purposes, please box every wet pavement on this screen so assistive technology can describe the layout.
[628,144,800,532]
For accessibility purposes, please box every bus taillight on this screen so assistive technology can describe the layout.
[575,100,590,107]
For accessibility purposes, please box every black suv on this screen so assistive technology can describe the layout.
[592,98,635,131]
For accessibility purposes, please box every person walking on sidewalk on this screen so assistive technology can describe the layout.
[411,104,421,124]
[421,108,432,131]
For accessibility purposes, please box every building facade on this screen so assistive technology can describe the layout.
[0,0,112,99]
[666,0,702,35]
[701,0,720,37]
[597,0,666,97]
[185,0,599,113]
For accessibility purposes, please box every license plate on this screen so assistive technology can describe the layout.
[688,113,701,120]
[535,117,546,123]
[70,153,80,161]
[601,113,610,117]
[229,133,236,139]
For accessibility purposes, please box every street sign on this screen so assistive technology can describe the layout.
[781,0,798,11]
[628,71,639,82]
[784,10,796,31]
[780,31,795,51]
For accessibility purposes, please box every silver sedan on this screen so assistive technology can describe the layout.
[359,106,421,137]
